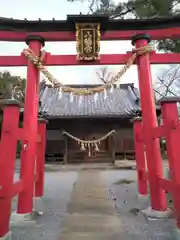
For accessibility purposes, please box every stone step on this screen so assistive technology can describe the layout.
[58,232,122,240]
[68,200,115,215]
[71,186,109,199]
[61,213,121,233]
[68,158,112,163]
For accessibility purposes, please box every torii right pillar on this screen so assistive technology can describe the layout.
[132,34,167,214]
[160,97,180,233]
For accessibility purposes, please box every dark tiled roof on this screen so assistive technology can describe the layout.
[39,83,140,119]
[1,15,180,32]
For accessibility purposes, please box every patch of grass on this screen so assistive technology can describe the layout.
[114,178,135,185]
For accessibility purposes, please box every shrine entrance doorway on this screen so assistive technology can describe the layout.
[83,135,110,162]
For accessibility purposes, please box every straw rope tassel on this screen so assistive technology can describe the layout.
[23,45,153,96]
[61,130,115,153]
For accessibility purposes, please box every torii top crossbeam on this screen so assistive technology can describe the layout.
[1,14,180,42]
[0,14,180,67]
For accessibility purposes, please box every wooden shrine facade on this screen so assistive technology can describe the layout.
[40,83,140,163]
[45,118,135,163]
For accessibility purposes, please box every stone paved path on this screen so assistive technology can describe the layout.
[11,170,177,239]
[58,170,124,239]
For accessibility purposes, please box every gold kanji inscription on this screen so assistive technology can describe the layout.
[76,23,100,61]
[84,31,93,54]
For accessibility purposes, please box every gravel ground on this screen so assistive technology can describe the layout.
[102,170,177,240]
[11,171,78,240]
[10,170,178,239]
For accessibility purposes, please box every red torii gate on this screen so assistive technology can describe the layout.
[0,15,180,238]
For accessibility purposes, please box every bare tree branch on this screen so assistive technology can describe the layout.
[96,64,180,103]
[96,67,112,83]
[154,65,180,100]
[153,88,165,98]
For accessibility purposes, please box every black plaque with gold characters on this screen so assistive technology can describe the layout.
[76,23,100,61]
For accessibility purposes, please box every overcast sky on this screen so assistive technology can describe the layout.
[0,0,168,86]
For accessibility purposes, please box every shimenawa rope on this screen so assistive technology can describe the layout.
[62,129,115,144]
[61,130,115,155]
[23,44,153,95]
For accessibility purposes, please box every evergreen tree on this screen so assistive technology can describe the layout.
[0,71,26,101]
[67,0,180,52]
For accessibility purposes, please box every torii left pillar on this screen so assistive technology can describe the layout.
[133,117,148,197]
[17,35,45,215]
[0,100,21,239]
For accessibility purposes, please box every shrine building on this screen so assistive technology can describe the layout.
[39,82,140,163]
